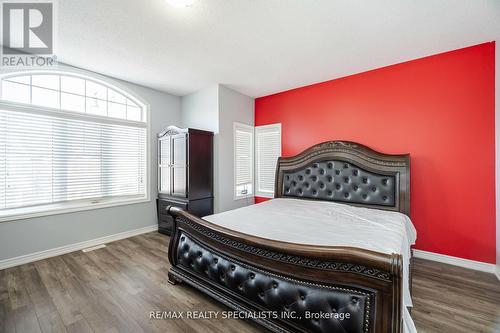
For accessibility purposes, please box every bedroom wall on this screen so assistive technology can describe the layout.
[496,42,500,277]
[181,84,254,213]
[0,72,182,263]
[218,85,255,212]
[255,42,496,264]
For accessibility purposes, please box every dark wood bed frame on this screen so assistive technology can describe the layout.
[166,141,410,333]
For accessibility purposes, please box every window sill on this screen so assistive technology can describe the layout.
[255,192,274,198]
[234,194,254,201]
[0,196,150,223]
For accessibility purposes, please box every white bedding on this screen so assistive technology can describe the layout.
[204,198,417,333]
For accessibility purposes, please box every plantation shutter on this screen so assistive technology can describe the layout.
[255,124,281,197]
[234,123,254,198]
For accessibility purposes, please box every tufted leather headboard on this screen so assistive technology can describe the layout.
[275,141,410,216]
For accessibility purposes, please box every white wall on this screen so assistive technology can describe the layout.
[181,84,219,133]
[218,85,254,212]
[0,72,181,262]
[181,84,254,213]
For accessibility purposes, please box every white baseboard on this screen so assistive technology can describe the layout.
[413,249,497,275]
[496,267,500,282]
[0,225,157,270]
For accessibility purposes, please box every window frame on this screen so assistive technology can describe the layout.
[0,68,151,223]
[233,122,254,200]
[255,123,282,198]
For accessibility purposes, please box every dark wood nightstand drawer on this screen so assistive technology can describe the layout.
[157,198,188,235]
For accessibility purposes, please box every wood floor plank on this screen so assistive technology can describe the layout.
[1,232,499,333]
[37,311,68,333]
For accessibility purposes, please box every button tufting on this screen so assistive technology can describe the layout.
[231,265,235,271]
[249,273,255,279]
[282,160,395,206]
[180,236,185,242]
[213,258,218,264]
[272,282,278,288]
[300,295,306,300]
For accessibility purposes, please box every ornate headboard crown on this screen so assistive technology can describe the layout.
[275,141,410,216]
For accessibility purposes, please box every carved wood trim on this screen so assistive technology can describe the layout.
[275,140,410,216]
[177,216,392,282]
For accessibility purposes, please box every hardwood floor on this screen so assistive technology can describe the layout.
[0,232,499,333]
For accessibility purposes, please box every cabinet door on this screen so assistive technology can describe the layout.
[171,134,187,197]
[158,136,171,194]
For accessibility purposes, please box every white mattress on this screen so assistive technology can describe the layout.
[204,198,417,333]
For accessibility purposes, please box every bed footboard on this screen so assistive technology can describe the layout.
[167,207,403,333]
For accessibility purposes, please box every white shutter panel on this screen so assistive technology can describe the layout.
[255,124,281,198]
[0,108,147,212]
[234,123,253,198]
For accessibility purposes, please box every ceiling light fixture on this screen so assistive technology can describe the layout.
[166,0,196,8]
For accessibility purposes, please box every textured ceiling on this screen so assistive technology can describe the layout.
[58,0,500,97]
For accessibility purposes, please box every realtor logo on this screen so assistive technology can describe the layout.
[2,2,53,54]
[1,1,56,67]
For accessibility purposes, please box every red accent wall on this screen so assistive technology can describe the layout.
[255,42,496,264]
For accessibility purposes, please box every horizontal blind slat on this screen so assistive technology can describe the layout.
[255,125,281,196]
[0,108,147,211]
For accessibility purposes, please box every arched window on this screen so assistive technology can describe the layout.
[0,70,149,221]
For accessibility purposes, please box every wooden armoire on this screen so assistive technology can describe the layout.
[157,126,213,235]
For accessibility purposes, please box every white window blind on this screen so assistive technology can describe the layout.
[255,124,281,198]
[0,71,148,220]
[0,108,147,212]
[234,122,254,199]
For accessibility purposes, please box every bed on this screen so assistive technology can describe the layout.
[166,140,415,333]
